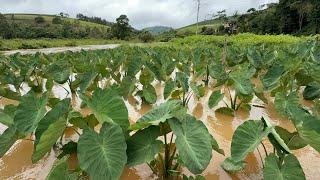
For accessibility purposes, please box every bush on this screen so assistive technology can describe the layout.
[35,16,45,24]
[52,16,62,24]
[139,31,154,43]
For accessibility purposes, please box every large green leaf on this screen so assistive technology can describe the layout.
[262,118,291,154]
[168,115,212,174]
[126,126,163,167]
[275,126,307,150]
[143,84,157,104]
[0,126,18,157]
[0,105,16,127]
[138,100,181,127]
[45,63,71,84]
[208,91,224,109]
[230,120,270,162]
[229,66,254,95]
[32,99,71,163]
[176,72,189,92]
[46,156,78,180]
[80,88,129,130]
[164,79,175,99]
[264,154,305,180]
[296,114,320,152]
[190,83,205,99]
[274,92,300,123]
[14,91,48,135]
[261,64,286,91]
[78,122,127,180]
[303,82,320,100]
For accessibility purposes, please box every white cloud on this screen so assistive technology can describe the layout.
[0,0,278,29]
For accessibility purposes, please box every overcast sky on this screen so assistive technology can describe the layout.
[0,0,278,29]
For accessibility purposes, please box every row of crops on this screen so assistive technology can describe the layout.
[0,39,319,180]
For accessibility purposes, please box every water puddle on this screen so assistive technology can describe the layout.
[0,82,319,180]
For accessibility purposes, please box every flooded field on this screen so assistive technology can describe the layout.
[0,82,319,180]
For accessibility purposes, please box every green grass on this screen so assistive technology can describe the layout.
[170,33,316,46]
[0,39,127,51]
[4,13,110,29]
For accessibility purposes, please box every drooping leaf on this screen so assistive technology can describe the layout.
[176,72,189,92]
[32,99,71,163]
[0,126,18,157]
[80,88,129,130]
[261,64,286,91]
[78,122,127,180]
[46,156,78,180]
[264,154,305,180]
[262,118,291,154]
[215,107,234,117]
[168,115,212,174]
[14,91,48,135]
[221,157,246,173]
[303,82,320,100]
[275,126,307,150]
[230,120,270,162]
[164,79,175,99]
[126,126,163,167]
[210,134,224,155]
[208,91,224,109]
[143,84,157,104]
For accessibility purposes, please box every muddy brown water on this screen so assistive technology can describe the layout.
[0,82,320,180]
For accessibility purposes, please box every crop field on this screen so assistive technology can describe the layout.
[0,36,320,180]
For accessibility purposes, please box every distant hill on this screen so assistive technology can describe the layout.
[143,26,173,35]
[1,13,111,39]
[3,13,110,29]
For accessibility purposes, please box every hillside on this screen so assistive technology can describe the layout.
[177,16,237,35]
[1,13,111,39]
[3,13,110,29]
[143,26,173,35]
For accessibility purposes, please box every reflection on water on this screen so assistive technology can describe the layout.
[0,83,319,180]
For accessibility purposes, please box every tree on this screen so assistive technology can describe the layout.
[35,16,45,24]
[52,16,62,24]
[110,15,131,40]
[138,31,154,43]
[0,13,12,38]
[290,0,313,31]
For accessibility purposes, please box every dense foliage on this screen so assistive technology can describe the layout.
[0,13,109,39]
[0,37,319,179]
[237,0,320,35]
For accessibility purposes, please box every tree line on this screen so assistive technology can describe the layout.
[237,0,320,35]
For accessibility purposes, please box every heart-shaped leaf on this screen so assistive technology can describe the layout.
[80,88,129,130]
[126,126,163,167]
[32,99,71,163]
[14,91,48,135]
[208,91,224,109]
[264,154,305,180]
[78,122,127,180]
[168,115,212,174]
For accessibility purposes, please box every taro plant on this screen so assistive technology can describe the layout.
[221,117,306,180]
[128,100,223,179]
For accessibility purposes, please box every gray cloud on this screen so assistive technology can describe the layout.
[0,0,278,29]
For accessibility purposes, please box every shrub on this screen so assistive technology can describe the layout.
[52,16,62,24]
[139,31,154,43]
[35,16,45,24]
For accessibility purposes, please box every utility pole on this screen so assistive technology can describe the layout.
[196,0,200,35]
